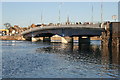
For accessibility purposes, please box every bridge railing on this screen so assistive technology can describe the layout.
[21,23,103,35]
[44,23,101,28]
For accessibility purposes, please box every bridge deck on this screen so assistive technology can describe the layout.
[21,24,103,35]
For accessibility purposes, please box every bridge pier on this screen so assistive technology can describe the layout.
[51,35,73,43]
[43,37,51,42]
[78,36,90,44]
[31,37,41,42]
[62,37,73,43]
[78,36,90,50]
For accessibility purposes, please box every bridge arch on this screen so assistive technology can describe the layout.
[34,33,55,37]
[21,25,105,41]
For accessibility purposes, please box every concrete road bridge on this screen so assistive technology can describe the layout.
[21,24,105,43]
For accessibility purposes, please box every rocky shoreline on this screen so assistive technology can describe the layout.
[0,36,25,40]
[0,35,102,41]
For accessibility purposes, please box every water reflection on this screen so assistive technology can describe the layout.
[101,43,120,78]
[2,40,120,78]
[36,41,120,78]
[50,42,119,68]
[101,42,120,66]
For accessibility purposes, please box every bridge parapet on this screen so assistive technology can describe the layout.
[21,23,103,35]
[45,23,101,28]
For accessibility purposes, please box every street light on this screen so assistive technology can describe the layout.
[58,2,63,25]
[91,3,94,22]
[101,1,103,23]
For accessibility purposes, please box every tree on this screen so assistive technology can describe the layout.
[4,23,12,29]
[31,24,36,28]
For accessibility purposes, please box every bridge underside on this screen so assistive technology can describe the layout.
[23,28,104,39]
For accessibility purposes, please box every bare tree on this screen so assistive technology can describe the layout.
[4,23,12,29]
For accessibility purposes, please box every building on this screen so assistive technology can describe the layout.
[0,29,9,36]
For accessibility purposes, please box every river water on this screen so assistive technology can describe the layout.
[1,40,120,78]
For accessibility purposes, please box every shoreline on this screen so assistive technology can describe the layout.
[0,36,101,41]
[0,36,25,41]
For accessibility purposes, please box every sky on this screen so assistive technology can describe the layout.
[0,1,119,28]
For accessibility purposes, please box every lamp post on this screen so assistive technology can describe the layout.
[58,2,63,25]
[41,11,43,24]
[59,7,60,24]
[91,3,93,22]
[101,1,103,23]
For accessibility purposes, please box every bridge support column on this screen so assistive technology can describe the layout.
[62,37,73,43]
[78,36,90,51]
[31,37,41,42]
[78,36,90,44]
[51,35,73,43]
[43,37,51,42]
